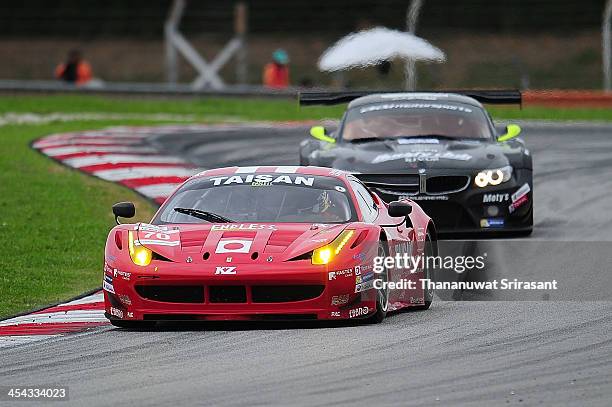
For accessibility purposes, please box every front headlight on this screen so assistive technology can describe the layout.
[128,230,152,267]
[312,230,354,265]
[474,166,513,188]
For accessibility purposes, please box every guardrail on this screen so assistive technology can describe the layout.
[1,80,611,107]
[0,79,298,99]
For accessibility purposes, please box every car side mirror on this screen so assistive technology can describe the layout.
[113,202,135,225]
[383,201,413,228]
[388,201,412,217]
[497,124,521,142]
[310,126,336,144]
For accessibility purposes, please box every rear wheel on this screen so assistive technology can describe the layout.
[367,241,390,324]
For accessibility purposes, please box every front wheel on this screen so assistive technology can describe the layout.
[413,231,435,310]
[367,241,390,324]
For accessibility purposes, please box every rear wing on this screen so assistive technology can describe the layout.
[299,89,522,107]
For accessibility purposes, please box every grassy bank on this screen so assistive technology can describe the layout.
[0,121,160,318]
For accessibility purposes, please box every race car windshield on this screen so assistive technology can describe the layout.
[342,102,492,141]
[154,174,356,224]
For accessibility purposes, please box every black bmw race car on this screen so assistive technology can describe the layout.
[299,90,532,237]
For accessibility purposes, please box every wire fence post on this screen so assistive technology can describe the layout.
[405,0,424,90]
[163,1,248,89]
[235,2,248,84]
[604,0,612,91]
[165,0,185,84]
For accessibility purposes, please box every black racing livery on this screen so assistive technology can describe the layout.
[299,90,533,236]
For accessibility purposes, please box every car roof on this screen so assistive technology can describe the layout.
[193,166,350,180]
[346,92,485,110]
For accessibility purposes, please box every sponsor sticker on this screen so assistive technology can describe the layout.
[397,138,440,145]
[355,280,375,293]
[353,252,366,262]
[103,275,115,294]
[331,294,350,306]
[136,225,181,247]
[136,223,172,232]
[215,266,237,275]
[480,218,505,228]
[331,268,353,278]
[110,307,124,319]
[113,269,131,281]
[483,193,510,203]
[349,306,369,318]
[211,223,276,231]
[209,175,315,187]
[360,102,473,114]
[405,195,449,201]
[361,271,375,282]
[511,183,531,202]
[311,238,329,243]
[118,294,132,306]
[356,270,375,284]
[371,151,472,164]
[103,262,113,275]
[355,264,372,274]
[509,194,529,213]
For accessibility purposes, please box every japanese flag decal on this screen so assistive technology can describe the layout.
[215,239,253,254]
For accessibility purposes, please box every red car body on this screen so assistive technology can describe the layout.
[103,166,436,325]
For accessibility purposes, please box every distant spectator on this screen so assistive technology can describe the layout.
[263,49,290,89]
[55,50,92,85]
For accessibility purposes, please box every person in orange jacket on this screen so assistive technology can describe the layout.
[55,50,93,85]
[263,49,290,88]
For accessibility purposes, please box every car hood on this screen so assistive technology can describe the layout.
[135,222,348,264]
[326,138,517,172]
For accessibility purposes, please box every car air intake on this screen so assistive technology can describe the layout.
[251,285,325,303]
[426,175,470,194]
[209,286,247,303]
[135,285,204,303]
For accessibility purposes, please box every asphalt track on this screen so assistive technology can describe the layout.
[1,122,612,406]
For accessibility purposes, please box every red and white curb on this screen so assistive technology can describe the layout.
[30,125,208,205]
[0,291,106,348]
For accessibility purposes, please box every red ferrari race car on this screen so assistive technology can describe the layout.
[103,166,437,327]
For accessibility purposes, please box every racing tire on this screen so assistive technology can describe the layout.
[367,241,390,324]
[413,231,435,311]
[109,319,157,329]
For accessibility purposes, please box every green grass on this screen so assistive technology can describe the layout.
[0,121,164,318]
[0,95,346,122]
[3,94,612,122]
[0,94,610,318]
